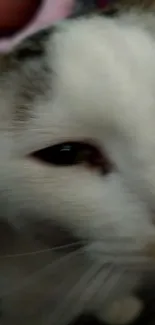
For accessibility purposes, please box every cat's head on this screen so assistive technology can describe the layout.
[0,14,155,265]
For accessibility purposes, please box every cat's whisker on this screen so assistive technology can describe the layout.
[101,269,127,303]
[100,253,155,268]
[81,265,124,305]
[2,247,85,297]
[0,240,86,259]
[48,260,109,325]
[69,266,126,321]
[88,238,155,268]
[95,255,155,270]
[90,235,153,244]
[63,264,116,325]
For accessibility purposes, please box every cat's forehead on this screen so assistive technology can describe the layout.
[1,15,155,138]
[50,17,155,127]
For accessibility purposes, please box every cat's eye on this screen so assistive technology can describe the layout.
[31,142,113,175]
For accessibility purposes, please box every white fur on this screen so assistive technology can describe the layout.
[0,11,155,325]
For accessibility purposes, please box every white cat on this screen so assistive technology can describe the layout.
[0,10,155,325]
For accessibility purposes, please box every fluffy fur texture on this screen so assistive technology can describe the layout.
[1,10,155,325]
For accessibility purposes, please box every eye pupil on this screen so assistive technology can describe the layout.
[31,141,113,175]
[31,142,81,166]
[55,144,78,165]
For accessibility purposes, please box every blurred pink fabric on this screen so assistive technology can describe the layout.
[0,0,74,53]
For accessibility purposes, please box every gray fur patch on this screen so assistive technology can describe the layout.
[13,57,51,123]
[14,29,52,62]
[9,28,53,123]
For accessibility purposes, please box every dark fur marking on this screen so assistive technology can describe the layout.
[11,28,53,123]
[69,0,96,18]
[14,29,53,61]
[101,9,119,17]
[14,60,51,122]
[69,0,118,19]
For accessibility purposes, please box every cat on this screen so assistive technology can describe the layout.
[1,9,155,325]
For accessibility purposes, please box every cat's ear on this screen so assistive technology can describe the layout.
[0,0,76,74]
[0,0,74,54]
[0,0,98,64]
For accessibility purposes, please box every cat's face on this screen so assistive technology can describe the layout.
[0,14,155,268]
